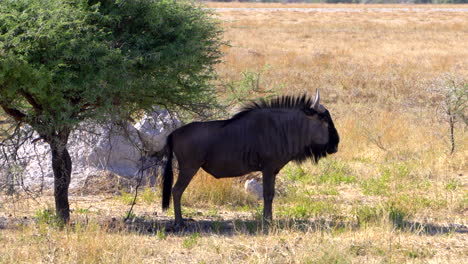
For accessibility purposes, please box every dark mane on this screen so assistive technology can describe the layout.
[230,94,314,122]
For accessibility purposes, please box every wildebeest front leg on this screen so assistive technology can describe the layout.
[172,167,198,227]
[262,170,277,224]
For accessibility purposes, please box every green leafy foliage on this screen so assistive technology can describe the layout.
[0,0,223,132]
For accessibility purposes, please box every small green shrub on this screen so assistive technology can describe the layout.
[236,204,253,212]
[389,207,406,229]
[141,187,157,204]
[156,228,167,240]
[212,221,223,234]
[458,193,468,212]
[116,191,137,205]
[361,178,389,196]
[354,205,384,226]
[278,200,338,219]
[34,208,54,223]
[386,200,410,229]
[34,208,63,227]
[283,164,309,182]
[361,168,390,196]
[362,162,416,196]
[288,204,309,218]
[75,208,90,214]
[124,211,136,220]
[223,66,279,107]
[386,194,447,218]
[405,247,436,259]
[181,207,201,219]
[311,186,340,196]
[393,163,412,179]
[322,186,339,195]
[445,179,461,190]
[253,205,263,221]
[206,208,220,218]
[317,159,356,185]
[182,233,200,249]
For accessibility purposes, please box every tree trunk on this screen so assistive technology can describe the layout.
[49,139,72,223]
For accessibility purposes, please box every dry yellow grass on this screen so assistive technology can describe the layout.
[212,2,467,184]
[1,224,466,263]
[216,6,467,98]
[1,194,467,263]
[1,3,467,263]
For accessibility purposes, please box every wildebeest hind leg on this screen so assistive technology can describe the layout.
[173,167,199,227]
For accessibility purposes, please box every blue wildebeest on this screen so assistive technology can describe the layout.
[162,90,339,227]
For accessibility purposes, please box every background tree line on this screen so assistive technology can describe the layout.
[210,0,467,4]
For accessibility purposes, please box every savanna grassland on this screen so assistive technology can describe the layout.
[1,3,467,263]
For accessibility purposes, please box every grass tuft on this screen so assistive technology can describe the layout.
[316,159,357,185]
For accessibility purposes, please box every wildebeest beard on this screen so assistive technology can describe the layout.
[294,110,340,163]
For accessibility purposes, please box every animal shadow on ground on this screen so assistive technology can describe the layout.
[105,217,354,236]
[1,216,467,237]
[110,217,468,237]
[393,220,468,236]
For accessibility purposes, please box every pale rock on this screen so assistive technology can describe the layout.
[134,109,181,153]
[0,110,180,191]
[244,178,263,200]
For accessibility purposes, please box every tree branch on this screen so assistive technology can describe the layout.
[0,104,27,122]
[19,90,43,112]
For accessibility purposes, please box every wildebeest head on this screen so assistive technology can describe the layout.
[301,90,340,162]
[237,90,339,163]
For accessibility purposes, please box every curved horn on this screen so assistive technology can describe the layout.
[312,89,320,111]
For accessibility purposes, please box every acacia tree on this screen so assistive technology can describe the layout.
[0,0,223,222]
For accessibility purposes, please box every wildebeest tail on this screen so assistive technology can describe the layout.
[162,134,174,210]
